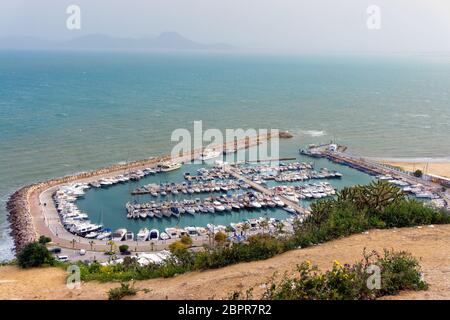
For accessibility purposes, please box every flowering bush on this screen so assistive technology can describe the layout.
[258,249,427,300]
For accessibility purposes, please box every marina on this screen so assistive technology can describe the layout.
[51,145,352,244]
[65,158,346,244]
[46,140,450,251]
[11,131,448,254]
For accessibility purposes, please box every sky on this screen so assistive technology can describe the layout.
[1,0,450,53]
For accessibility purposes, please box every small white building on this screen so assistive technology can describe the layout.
[328,144,338,152]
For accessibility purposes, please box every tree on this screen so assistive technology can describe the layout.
[180,235,193,247]
[276,222,285,235]
[225,226,234,233]
[107,240,116,253]
[241,223,250,235]
[119,244,129,254]
[413,170,423,178]
[169,240,187,253]
[89,240,95,251]
[259,219,269,234]
[338,181,404,212]
[17,242,55,268]
[214,232,227,246]
[38,235,52,245]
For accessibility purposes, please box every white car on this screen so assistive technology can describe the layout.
[79,249,86,256]
[57,255,69,262]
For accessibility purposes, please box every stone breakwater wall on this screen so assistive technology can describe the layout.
[6,155,168,253]
[6,133,279,254]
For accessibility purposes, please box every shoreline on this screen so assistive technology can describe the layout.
[379,160,450,179]
[6,133,277,254]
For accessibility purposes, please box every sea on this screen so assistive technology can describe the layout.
[1,50,450,260]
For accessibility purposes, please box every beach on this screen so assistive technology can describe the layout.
[380,161,450,179]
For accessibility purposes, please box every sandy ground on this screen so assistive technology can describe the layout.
[382,161,450,179]
[1,224,450,300]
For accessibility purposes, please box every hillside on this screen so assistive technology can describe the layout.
[1,224,450,300]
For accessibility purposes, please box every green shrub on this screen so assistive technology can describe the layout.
[413,170,423,178]
[17,242,55,268]
[38,235,52,244]
[168,240,187,253]
[258,249,427,300]
[107,282,138,300]
[180,235,193,247]
[119,245,129,253]
[214,232,227,246]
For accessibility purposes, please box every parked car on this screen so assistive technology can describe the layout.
[48,247,62,254]
[56,255,69,262]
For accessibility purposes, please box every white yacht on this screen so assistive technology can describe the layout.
[284,206,297,214]
[159,232,170,240]
[112,228,127,241]
[223,147,237,154]
[96,230,112,240]
[185,226,199,236]
[137,228,150,241]
[198,149,221,161]
[213,200,225,212]
[250,201,262,208]
[165,227,179,239]
[158,162,182,172]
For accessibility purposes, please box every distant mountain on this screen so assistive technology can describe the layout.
[0,32,235,51]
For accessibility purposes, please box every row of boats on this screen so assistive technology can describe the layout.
[109,215,298,242]
[184,167,234,181]
[234,162,315,174]
[125,191,300,220]
[377,175,440,199]
[131,180,250,196]
[54,183,105,238]
[272,182,337,201]
[88,162,183,188]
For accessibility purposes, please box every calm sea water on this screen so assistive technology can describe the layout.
[1,51,450,260]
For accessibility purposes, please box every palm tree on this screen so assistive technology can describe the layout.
[241,222,250,236]
[107,240,115,253]
[207,230,214,248]
[71,238,76,249]
[259,219,269,235]
[88,240,95,251]
[276,222,285,235]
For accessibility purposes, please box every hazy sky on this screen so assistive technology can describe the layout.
[1,0,450,53]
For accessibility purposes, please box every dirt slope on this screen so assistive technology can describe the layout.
[1,225,450,300]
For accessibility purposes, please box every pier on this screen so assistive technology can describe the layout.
[224,164,309,215]
[301,144,450,209]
